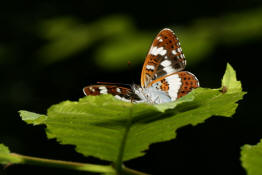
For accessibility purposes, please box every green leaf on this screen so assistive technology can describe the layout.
[0,144,21,164]
[0,144,10,154]
[19,110,47,125]
[19,63,245,162]
[222,63,242,92]
[241,139,262,175]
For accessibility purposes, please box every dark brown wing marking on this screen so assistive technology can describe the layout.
[83,85,141,102]
[176,71,199,99]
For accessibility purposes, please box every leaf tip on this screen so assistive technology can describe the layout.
[0,144,10,154]
[18,110,47,125]
[222,63,242,92]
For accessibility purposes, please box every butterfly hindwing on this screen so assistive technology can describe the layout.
[141,28,186,88]
[149,71,199,101]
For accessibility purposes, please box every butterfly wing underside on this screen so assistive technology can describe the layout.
[141,28,186,88]
[83,85,140,102]
[149,71,199,101]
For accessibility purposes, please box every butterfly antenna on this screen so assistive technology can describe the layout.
[96,81,131,87]
[127,60,137,86]
[128,60,132,69]
[127,61,133,83]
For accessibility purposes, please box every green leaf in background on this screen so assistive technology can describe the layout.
[0,144,21,164]
[37,15,136,65]
[92,8,262,70]
[36,8,262,70]
[94,32,152,70]
[241,139,262,175]
[19,63,245,162]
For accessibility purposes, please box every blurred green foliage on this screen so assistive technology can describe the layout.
[182,8,262,64]
[0,45,10,64]
[37,15,138,65]
[36,8,262,70]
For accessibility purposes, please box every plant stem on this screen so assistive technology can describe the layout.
[5,153,151,175]
[9,153,115,173]
[122,166,151,175]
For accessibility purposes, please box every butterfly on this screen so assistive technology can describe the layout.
[83,28,199,104]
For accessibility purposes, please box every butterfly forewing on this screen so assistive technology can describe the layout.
[83,85,141,102]
[149,71,199,101]
[141,28,186,88]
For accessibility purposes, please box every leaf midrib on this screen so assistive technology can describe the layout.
[115,107,133,172]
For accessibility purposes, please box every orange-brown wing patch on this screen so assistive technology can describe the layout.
[160,78,169,91]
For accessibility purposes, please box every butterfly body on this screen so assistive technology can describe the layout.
[131,84,171,104]
[83,28,199,104]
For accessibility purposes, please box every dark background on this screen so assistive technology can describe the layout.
[1,1,262,175]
